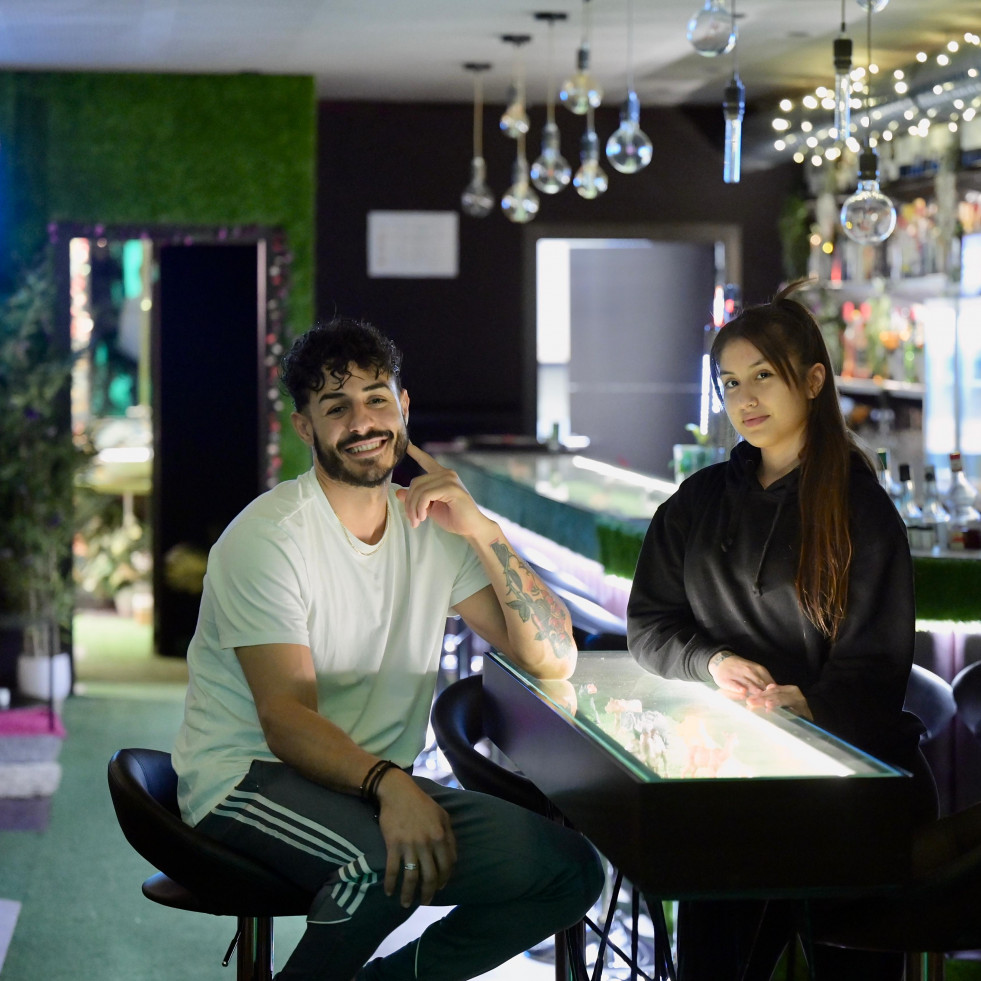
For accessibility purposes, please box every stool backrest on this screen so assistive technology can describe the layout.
[953,661,981,739]
[903,664,957,744]
[108,747,310,916]
[431,676,551,815]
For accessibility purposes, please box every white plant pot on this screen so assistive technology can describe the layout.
[17,651,73,702]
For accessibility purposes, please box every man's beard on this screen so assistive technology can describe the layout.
[313,426,409,488]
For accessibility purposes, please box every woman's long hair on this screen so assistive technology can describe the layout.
[710,280,872,640]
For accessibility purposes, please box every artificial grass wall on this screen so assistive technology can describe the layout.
[0,71,317,477]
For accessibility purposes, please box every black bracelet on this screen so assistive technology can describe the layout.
[360,759,399,805]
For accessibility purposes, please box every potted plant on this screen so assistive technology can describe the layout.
[0,253,92,701]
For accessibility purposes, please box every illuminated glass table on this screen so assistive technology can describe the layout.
[482,650,915,900]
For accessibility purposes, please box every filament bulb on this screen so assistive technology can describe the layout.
[500,83,529,138]
[723,74,745,184]
[840,149,897,243]
[574,128,608,199]
[687,0,736,57]
[605,92,652,174]
[559,44,603,115]
[531,122,572,193]
[501,156,540,223]
[461,157,495,219]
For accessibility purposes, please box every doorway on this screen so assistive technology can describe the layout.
[527,223,740,478]
[55,225,289,673]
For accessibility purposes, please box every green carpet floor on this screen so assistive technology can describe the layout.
[0,686,307,981]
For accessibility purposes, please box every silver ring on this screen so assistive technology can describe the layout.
[402,862,419,871]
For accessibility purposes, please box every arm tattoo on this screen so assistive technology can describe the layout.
[490,542,573,658]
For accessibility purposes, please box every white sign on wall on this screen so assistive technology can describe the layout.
[367,211,459,278]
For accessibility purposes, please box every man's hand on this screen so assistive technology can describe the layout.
[707,650,774,695]
[375,769,458,908]
[395,443,492,539]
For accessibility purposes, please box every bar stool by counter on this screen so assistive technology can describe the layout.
[431,674,674,981]
[107,748,313,981]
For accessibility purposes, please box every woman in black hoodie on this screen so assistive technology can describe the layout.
[627,282,936,980]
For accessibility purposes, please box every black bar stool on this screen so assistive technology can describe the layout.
[107,748,313,981]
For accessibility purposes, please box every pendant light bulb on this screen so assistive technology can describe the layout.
[560,0,602,114]
[500,82,530,139]
[855,0,888,11]
[840,148,897,243]
[833,35,853,141]
[499,36,531,139]
[501,151,540,224]
[461,157,495,219]
[606,91,653,173]
[531,12,572,194]
[560,43,603,114]
[687,0,736,57]
[461,63,494,219]
[574,124,608,199]
[722,73,745,184]
[531,122,572,193]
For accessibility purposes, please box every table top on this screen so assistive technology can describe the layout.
[482,650,915,899]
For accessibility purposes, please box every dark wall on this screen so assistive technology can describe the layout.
[316,100,802,445]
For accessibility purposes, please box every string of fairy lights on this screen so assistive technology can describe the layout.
[769,32,981,174]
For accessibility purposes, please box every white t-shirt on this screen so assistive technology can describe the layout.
[173,469,490,826]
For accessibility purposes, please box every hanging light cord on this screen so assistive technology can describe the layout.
[864,2,872,146]
[626,0,635,92]
[546,19,557,126]
[731,0,739,78]
[472,71,484,159]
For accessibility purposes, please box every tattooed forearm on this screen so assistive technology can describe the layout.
[490,541,575,659]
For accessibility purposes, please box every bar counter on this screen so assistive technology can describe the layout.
[437,447,981,623]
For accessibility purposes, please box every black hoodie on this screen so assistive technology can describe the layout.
[627,439,924,769]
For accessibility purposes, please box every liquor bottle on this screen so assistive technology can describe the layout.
[920,466,951,550]
[896,464,932,550]
[945,452,981,550]
[876,448,900,506]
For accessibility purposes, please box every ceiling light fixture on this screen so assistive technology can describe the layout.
[460,63,494,219]
[606,0,653,174]
[840,3,896,244]
[500,35,539,223]
[559,0,602,115]
[500,34,531,139]
[722,0,744,183]
[574,105,609,199]
[832,0,853,141]
[531,12,572,194]
[686,0,736,58]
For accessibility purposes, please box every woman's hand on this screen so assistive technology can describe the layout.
[745,684,813,720]
[708,650,774,695]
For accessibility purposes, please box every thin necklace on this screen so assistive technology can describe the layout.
[339,501,390,556]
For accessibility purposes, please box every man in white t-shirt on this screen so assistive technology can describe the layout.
[172,317,603,981]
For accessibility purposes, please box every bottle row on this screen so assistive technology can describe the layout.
[883,450,981,552]
[807,292,924,387]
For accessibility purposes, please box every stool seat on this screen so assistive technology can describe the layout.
[108,747,313,981]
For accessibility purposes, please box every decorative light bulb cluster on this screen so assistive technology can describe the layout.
[459,0,654,223]
[767,32,981,173]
